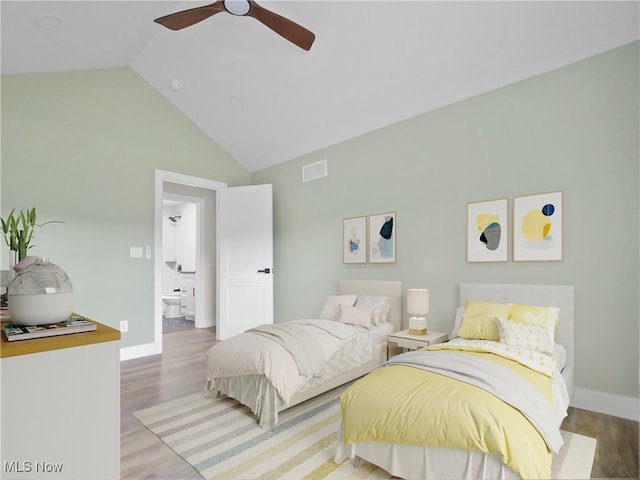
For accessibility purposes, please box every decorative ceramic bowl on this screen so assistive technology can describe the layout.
[8,258,73,326]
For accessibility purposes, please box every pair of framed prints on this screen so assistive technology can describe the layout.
[467,191,563,262]
[343,212,396,264]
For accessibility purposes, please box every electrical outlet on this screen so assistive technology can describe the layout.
[120,320,128,333]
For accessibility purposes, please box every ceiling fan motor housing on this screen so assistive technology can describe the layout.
[224,0,250,16]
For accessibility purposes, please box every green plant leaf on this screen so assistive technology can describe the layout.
[28,207,37,226]
[1,207,62,253]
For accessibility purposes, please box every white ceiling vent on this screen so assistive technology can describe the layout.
[302,159,328,182]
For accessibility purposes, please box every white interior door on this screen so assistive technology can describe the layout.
[217,184,273,340]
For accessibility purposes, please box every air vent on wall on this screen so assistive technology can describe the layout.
[302,159,328,182]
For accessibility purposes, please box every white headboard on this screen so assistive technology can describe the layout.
[459,283,574,397]
[338,280,402,332]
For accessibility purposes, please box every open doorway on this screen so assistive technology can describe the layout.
[154,170,227,353]
[161,193,201,333]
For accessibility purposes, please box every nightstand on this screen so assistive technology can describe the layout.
[387,329,449,359]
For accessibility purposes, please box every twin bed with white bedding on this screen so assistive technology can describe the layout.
[204,280,402,428]
[334,282,575,480]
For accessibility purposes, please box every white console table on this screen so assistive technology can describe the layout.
[0,316,120,479]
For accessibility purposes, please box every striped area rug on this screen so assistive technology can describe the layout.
[133,385,596,480]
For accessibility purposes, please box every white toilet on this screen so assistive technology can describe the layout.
[162,295,182,319]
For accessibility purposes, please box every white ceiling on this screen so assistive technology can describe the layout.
[2,1,638,172]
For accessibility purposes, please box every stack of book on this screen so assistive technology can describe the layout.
[2,316,96,342]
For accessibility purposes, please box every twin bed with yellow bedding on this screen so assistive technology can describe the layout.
[334,283,574,480]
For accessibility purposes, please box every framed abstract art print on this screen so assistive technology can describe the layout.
[467,198,508,262]
[369,212,396,263]
[343,216,367,263]
[513,191,563,261]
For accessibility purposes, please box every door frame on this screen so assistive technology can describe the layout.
[153,170,226,353]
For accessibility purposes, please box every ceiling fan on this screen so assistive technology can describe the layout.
[154,0,315,51]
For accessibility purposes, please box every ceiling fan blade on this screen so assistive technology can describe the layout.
[246,1,315,51]
[154,1,226,30]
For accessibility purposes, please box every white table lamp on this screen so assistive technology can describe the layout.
[407,288,429,335]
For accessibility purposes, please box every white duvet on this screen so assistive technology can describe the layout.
[206,319,371,404]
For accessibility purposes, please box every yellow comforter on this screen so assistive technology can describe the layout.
[340,347,559,479]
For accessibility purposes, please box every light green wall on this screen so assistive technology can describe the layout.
[1,67,250,348]
[2,45,637,399]
[252,43,640,399]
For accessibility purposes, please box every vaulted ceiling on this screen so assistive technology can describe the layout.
[2,1,638,172]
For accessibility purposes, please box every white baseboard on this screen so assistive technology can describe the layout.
[196,316,215,328]
[572,387,639,421]
[120,341,161,361]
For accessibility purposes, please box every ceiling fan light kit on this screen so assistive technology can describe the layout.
[154,0,315,51]
[224,0,250,16]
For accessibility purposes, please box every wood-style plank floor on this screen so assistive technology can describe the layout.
[120,327,639,479]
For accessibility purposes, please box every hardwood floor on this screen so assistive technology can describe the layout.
[561,406,639,479]
[121,328,639,479]
[121,327,216,479]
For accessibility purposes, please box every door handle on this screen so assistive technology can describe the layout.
[257,268,271,274]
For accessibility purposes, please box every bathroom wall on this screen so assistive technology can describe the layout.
[162,198,197,295]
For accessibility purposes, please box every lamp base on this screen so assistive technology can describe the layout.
[409,316,427,336]
[409,328,427,335]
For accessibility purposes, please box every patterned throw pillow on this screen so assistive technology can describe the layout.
[495,317,555,354]
[355,295,391,325]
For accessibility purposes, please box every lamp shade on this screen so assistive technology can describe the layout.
[407,288,429,316]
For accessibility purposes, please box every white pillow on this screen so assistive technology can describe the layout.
[451,306,464,338]
[553,343,568,371]
[319,294,357,321]
[337,304,373,328]
[495,317,555,354]
[355,295,391,325]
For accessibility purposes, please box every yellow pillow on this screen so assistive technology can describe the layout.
[509,304,560,326]
[456,300,512,341]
